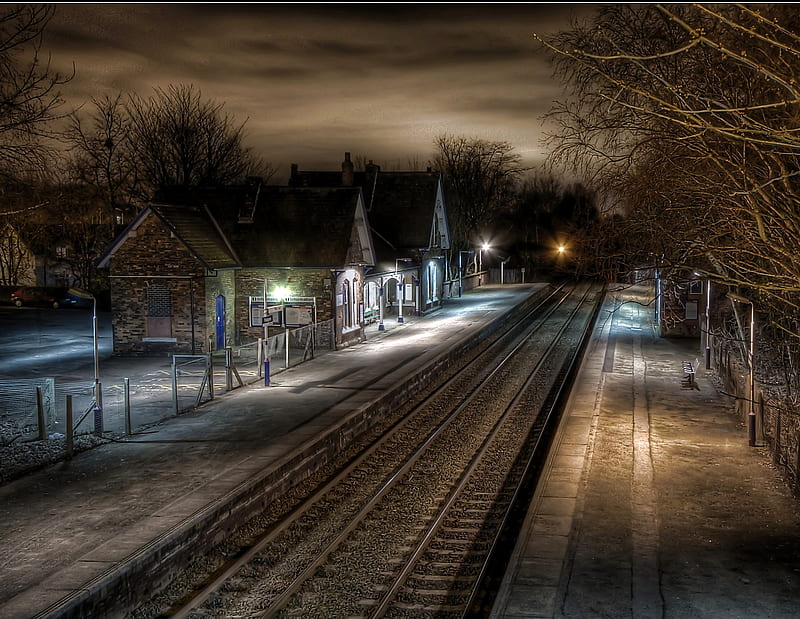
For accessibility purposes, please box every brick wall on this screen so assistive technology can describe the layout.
[108,214,207,355]
[222,268,335,346]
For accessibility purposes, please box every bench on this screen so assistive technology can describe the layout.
[681,359,699,389]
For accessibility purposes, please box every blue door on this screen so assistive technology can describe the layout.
[215,295,225,350]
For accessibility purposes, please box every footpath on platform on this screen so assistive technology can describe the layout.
[492,284,800,619]
[0,283,544,618]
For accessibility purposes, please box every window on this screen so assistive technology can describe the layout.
[342,280,351,328]
[428,262,437,303]
[146,284,172,338]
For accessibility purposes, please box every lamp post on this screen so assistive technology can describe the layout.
[705,280,712,369]
[728,292,756,446]
[395,259,405,323]
[91,294,102,436]
[479,243,490,286]
[458,250,472,297]
[479,243,489,272]
[378,277,385,330]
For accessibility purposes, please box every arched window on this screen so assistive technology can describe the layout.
[428,262,437,303]
[342,280,351,328]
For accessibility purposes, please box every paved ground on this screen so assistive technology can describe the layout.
[3,282,800,618]
[493,285,800,618]
[0,283,544,618]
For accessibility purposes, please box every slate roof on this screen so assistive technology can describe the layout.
[367,172,440,252]
[150,203,240,270]
[150,183,369,268]
[289,165,444,264]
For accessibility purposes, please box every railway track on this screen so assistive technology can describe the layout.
[158,281,602,619]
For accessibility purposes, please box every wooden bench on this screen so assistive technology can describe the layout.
[681,359,698,389]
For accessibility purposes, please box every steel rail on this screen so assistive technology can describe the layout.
[368,283,597,617]
[167,283,573,619]
[253,285,579,618]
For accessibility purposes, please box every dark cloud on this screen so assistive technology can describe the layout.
[41,3,596,177]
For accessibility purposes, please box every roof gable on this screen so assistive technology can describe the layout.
[227,186,374,267]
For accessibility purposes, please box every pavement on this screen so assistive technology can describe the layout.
[0,283,546,618]
[492,285,800,618]
[3,282,800,618]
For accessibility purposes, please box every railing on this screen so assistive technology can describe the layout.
[0,319,338,447]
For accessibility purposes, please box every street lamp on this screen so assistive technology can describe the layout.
[458,250,473,297]
[479,243,490,287]
[91,294,102,436]
[704,279,712,369]
[395,259,406,323]
[479,242,490,272]
[727,291,756,446]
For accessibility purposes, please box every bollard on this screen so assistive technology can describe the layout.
[748,411,756,446]
[93,406,103,437]
[124,377,132,435]
[36,386,46,440]
[264,357,270,386]
[65,395,74,459]
[705,346,711,369]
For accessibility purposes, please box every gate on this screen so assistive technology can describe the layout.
[171,354,213,414]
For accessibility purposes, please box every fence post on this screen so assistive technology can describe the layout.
[124,377,131,435]
[225,347,232,392]
[93,381,103,437]
[172,356,179,414]
[774,402,782,465]
[208,353,214,400]
[36,386,46,440]
[795,441,800,495]
[65,395,74,460]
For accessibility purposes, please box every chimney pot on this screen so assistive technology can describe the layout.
[342,151,355,186]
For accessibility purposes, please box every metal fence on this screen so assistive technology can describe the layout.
[0,319,337,446]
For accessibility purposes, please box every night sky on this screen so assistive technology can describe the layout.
[44,3,596,181]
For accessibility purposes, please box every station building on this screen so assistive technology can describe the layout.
[97,154,452,356]
[97,179,376,354]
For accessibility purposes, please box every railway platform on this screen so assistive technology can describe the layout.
[491,285,800,618]
[0,283,545,618]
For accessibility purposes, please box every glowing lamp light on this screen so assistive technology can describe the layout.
[273,286,291,300]
[558,245,566,254]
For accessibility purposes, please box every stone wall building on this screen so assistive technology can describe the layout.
[97,179,375,355]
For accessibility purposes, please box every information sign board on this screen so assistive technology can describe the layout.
[284,303,314,327]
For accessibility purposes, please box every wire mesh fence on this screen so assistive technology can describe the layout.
[0,319,338,445]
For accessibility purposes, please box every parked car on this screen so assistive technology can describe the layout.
[57,287,94,309]
[11,286,67,308]
[10,286,96,309]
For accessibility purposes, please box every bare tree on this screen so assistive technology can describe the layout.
[0,4,71,181]
[126,84,273,194]
[65,94,141,221]
[537,3,800,394]
[433,134,527,254]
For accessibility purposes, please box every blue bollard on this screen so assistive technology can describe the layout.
[264,358,270,386]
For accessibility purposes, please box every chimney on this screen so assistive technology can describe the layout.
[342,152,354,186]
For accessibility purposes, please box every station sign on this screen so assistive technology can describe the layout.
[284,303,314,327]
[248,298,284,327]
